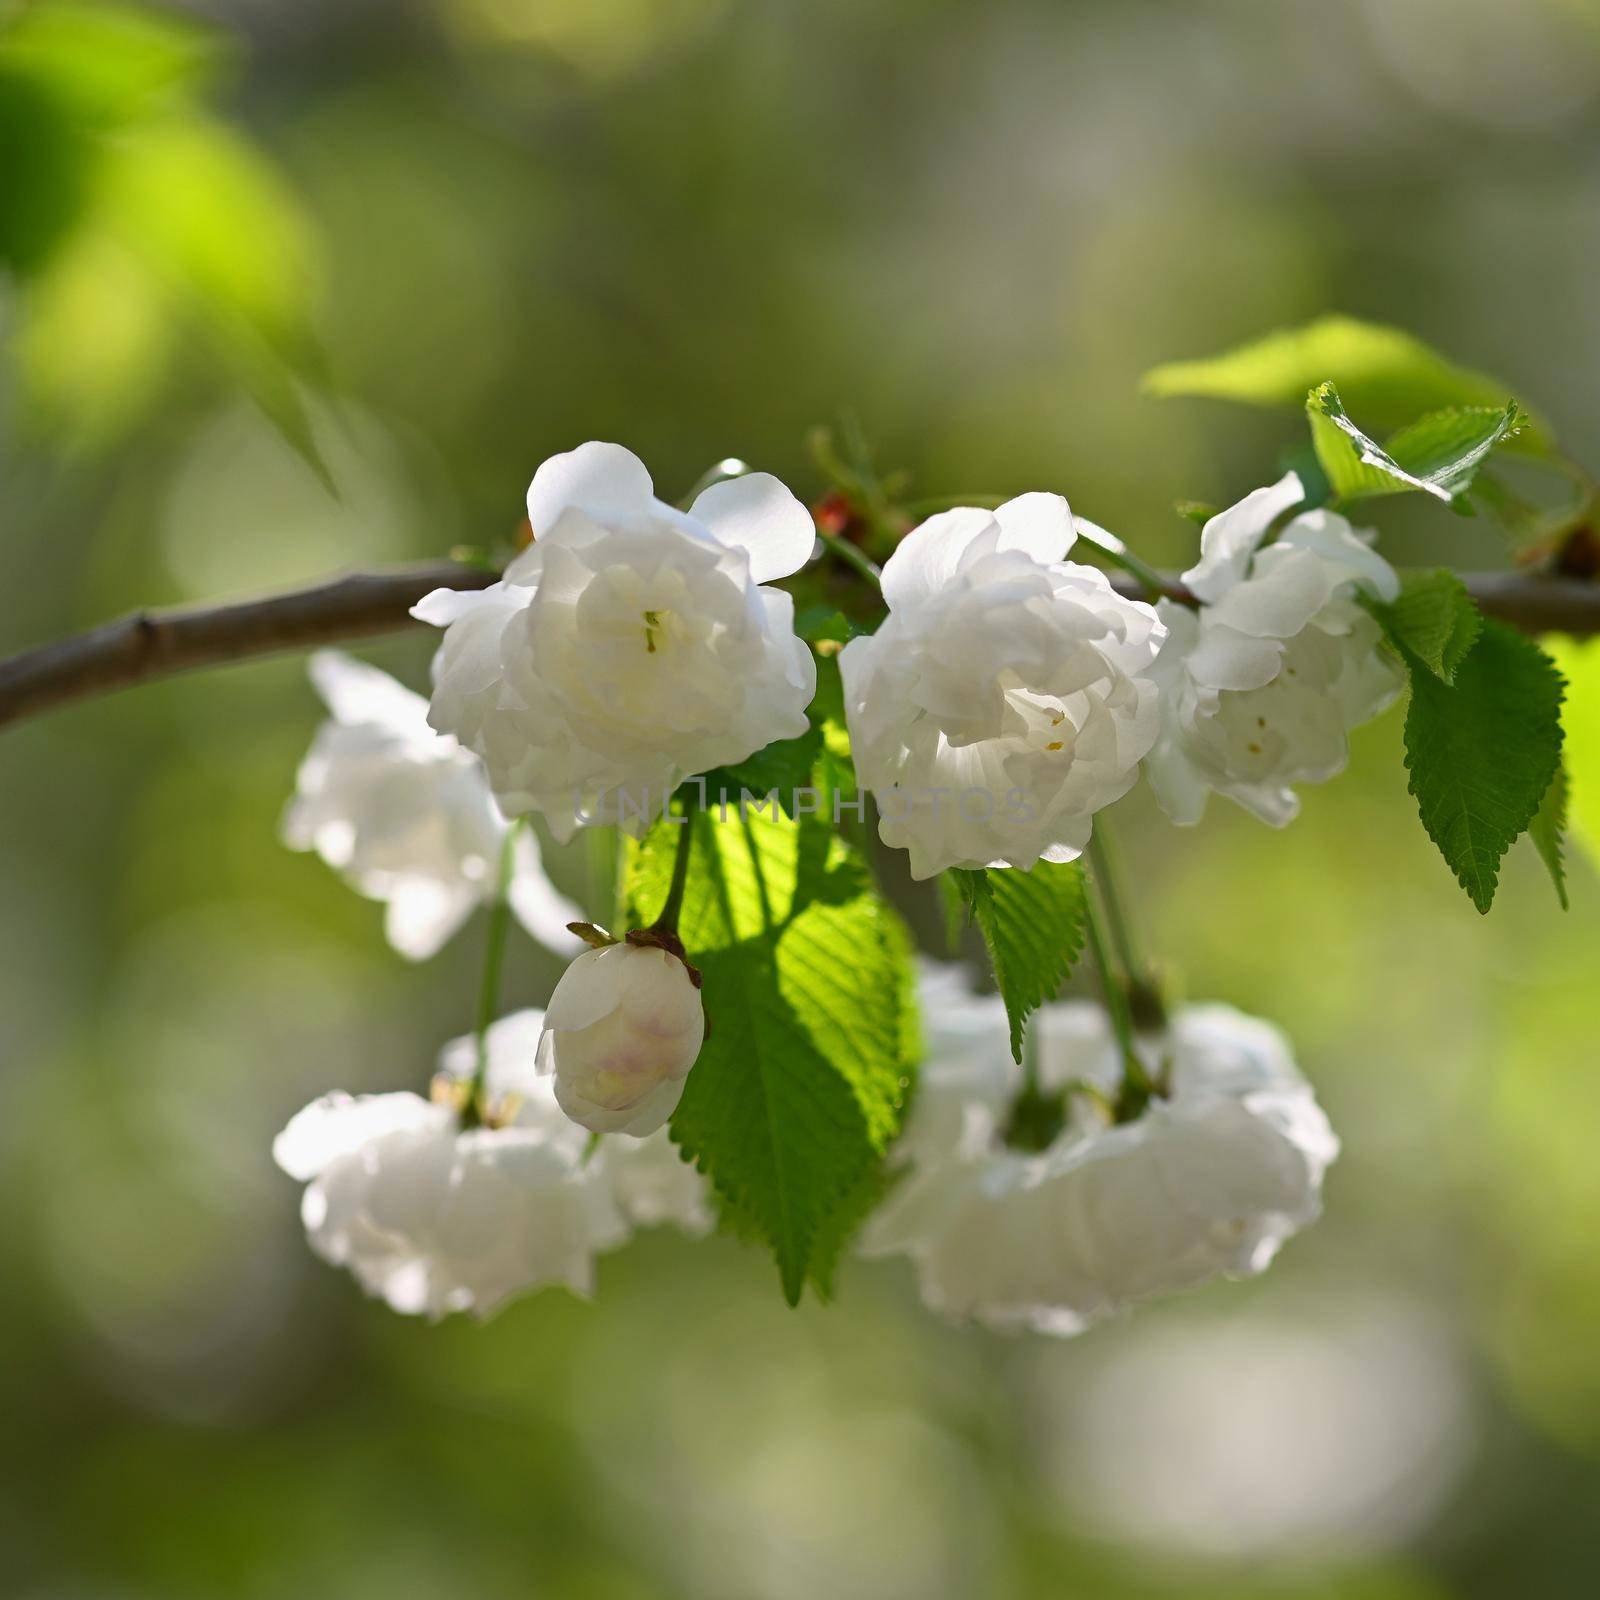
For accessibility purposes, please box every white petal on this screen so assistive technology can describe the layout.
[273,1091,444,1180]
[383,879,479,961]
[879,507,999,609]
[689,472,816,583]
[1184,624,1285,691]
[411,583,508,628]
[543,945,626,1032]
[993,492,1076,563]
[1202,544,1340,640]
[1279,509,1401,602]
[1183,472,1305,601]
[526,442,655,536]
[1143,737,1213,827]
[308,651,432,736]
[507,828,585,955]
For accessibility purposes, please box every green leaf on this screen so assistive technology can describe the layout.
[1529,761,1570,911]
[1143,314,1545,438]
[947,861,1087,1061]
[1,9,321,459]
[690,724,824,819]
[1368,570,1482,683]
[1307,383,1522,506]
[1402,620,1565,912]
[0,1,219,129]
[1542,635,1600,876]
[793,605,862,645]
[626,800,915,1304]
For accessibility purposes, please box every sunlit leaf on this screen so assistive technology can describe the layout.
[947,861,1087,1061]
[1542,635,1600,877]
[1307,383,1522,506]
[1402,621,1564,913]
[1529,761,1570,912]
[1368,570,1482,683]
[1143,313,1547,440]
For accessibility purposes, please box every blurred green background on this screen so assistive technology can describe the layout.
[4,0,1600,1594]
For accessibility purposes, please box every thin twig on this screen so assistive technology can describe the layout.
[2,563,1597,733]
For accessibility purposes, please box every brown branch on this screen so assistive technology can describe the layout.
[1,563,1597,733]
[0,562,495,731]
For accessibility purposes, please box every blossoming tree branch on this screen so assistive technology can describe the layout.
[10,318,1600,1328]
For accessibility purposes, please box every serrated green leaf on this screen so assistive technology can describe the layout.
[1542,635,1600,876]
[1369,570,1482,683]
[948,861,1087,1061]
[1307,383,1522,506]
[1142,314,1547,439]
[1529,761,1570,911]
[689,724,823,819]
[626,800,914,1303]
[1384,405,1526,501]
[1402,621,1564,912]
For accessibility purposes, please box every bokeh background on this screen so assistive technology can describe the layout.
[4,0,1600,1594]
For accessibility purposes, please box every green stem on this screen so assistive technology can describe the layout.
[1087,826,1140,985]
[652,804,697,933]
[1073,531,1172,603]
[467,821,521,1122]
[1020,1011,1042,1096]
[1084,889,1153,1103]
[818,529,883,586]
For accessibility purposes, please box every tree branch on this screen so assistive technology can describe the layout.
[0,562,494,731]
[0,563,1595,733]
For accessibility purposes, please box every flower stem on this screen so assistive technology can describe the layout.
[652,804,697,934]
[1072,531,1173,603]
[1088,823,1166,1030]
[466,821,521,1124]
[1087,826,1141,987]
[1084,882,1155,1108]
[817,529,883,586]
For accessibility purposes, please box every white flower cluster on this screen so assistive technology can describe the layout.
[283,650,582,960]
[274,1010,710,1318]
[1145,473,1404,826]
[407,445,1398,873]
[861,966,1338,1335]
[271,442,1393,1327]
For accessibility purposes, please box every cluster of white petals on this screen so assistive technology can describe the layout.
[838,495,1165,878]
[273,1010,709,1318]
[413,443,816,840]
[537,938,706,1135]
[283,651,583,959]
[1145,474,1404,827]
[860,966,1339,1335]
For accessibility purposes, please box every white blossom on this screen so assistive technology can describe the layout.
[537,939,706,1136]
[861,965,1339,1336]
[273,1010,710,1317]
[272,1073,620,1320]
[450,1010,712,1234]
[1144,474,1404,827]
[837,495,1165,878]
[283,651,583,960]
[412,443,816,840]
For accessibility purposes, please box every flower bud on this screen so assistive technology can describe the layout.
[537,938,705,1135]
